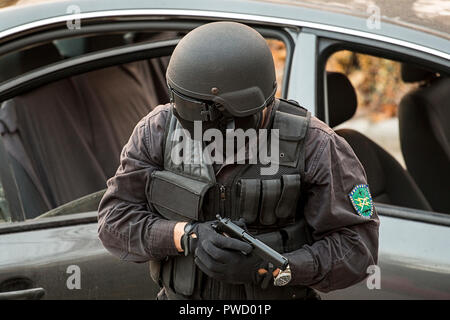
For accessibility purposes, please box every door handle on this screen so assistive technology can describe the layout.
[0,287,45,300]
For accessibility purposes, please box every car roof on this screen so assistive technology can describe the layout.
[261,0,449,38]
[0,0,449,56]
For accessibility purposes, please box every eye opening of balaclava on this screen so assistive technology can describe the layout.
[173,106,265,141]
[170,85,266,140]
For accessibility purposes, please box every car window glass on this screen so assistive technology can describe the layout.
[325,50,450,214]
[0,56,170,221]
[0,36,288,222]
[326,51,417,167]
[0,31,183,85]
[0,180,11,223]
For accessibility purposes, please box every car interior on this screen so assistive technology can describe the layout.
[325,56,449,215]
[398,64,450,214]
[325,71,433,211]
[0,35,172,219]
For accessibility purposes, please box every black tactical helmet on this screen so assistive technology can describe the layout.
[166,21,277,123]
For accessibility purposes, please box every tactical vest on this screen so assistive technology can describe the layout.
[147,99,314,300]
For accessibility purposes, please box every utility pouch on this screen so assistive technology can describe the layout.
[275,174,301,220]
[272,111,309,168]
[172,254,197,296]
[245,224,311,300]
[259,179,281,225]
[236,179,261,224]
[255,229,284,253]
[245,228,309,300]
[148,170,213,221]
[149,260,162,286]
[161,258,173,293]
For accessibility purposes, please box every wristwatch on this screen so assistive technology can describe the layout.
[274,264,292,286]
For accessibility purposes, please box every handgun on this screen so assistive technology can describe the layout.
[212,214,289,271]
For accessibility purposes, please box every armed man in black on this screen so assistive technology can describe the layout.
[98,22,379,300]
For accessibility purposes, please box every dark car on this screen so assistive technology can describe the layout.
[0,0,449,299]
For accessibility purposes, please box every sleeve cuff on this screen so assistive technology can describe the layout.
[147,219,179,258]
[284,248,317,286]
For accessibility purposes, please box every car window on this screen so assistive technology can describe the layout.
[0,56,170,221]
[0,36,288,222]
[324,50,449,214]
[0,31,183,84]
[326,51,418,167]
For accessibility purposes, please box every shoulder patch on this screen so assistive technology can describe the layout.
[348,184,373,218]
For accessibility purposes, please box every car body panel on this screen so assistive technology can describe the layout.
[324,215,450,299]
[0,215,157,299]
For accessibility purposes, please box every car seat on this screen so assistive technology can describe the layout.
[0,41,169,219]
[398,64,450,213]
[326,71,432,210]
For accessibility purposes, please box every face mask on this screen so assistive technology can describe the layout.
[173,108,223,140]
[233,111,263,132]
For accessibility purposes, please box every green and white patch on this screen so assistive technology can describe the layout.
[348,184,373,218]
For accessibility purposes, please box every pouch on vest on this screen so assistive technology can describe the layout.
[259,179,281,225]
[149,260,162,286]
[237,174,301,226]
[236,179,261,224]
[275,174,301,221]
[147,170,213,221]
[255,230,284,253]
[172,254,197,296]
[272,110,309,168]
[245,221,311,300]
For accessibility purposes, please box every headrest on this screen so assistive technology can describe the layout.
[20,42,62,71]
[85,34,127,52]
[327,71,357,128]
[0,42,62,83]
[401,63,436,83]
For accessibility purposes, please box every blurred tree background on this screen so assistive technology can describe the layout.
[266,42,418,122]
[267,39,286,98]
[326,51,418,121]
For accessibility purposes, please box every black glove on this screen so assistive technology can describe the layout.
[182,221,248,257]
[181,219,247,256]
[194,228,274,287]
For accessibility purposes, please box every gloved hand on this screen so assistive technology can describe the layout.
[182,221,247,257]
[194,229,274,287]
